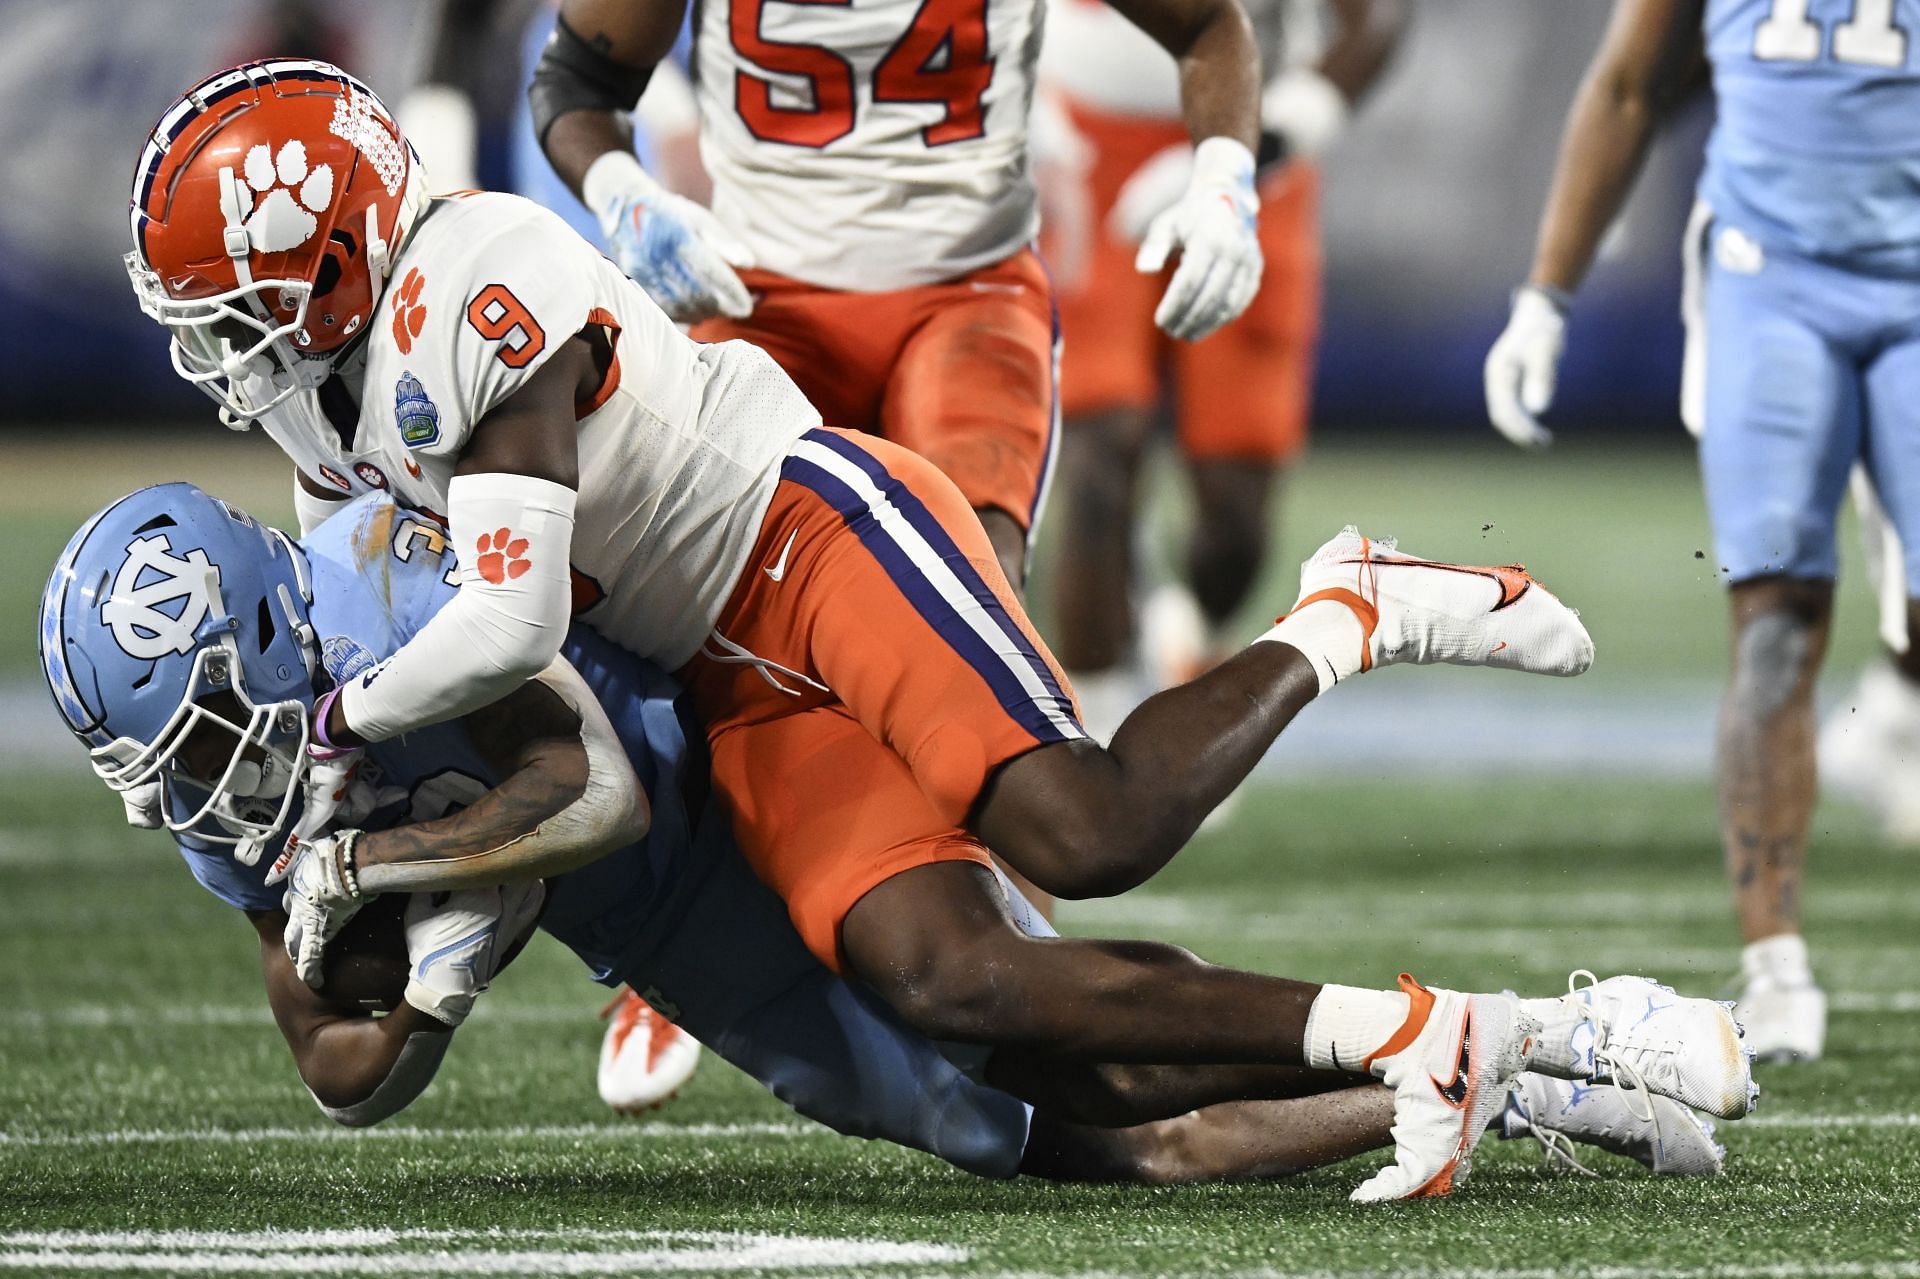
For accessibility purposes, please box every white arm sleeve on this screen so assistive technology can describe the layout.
[293,471,349,536]
[339,472,577,743]
[354,655,649,893]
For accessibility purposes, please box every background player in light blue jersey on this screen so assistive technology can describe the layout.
[1483,0,1920,1062]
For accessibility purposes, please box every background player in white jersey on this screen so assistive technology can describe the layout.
[1482,0,1920,1062]
[130,62,1763,1200]
[530,0,1266,591]
[1038,0,1406,736]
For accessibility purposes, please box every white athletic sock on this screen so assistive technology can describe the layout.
[1303,984,1412,1073]
[1742,933,1813,989]
[1256,599,1367,695]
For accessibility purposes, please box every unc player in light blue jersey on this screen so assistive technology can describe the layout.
[39,484,1734,1191]
[1484,0,1920,1062]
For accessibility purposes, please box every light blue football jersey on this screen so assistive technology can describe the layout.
[173,493,710,984]
[1702,0,1920,270]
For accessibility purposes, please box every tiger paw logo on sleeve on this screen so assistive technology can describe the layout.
[474,529,532,584]
[390,268,427,353]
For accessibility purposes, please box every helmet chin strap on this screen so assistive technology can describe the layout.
[216,166,256,289]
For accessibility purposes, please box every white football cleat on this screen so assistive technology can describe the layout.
[1289,526,1594,678]
[598,989,701,1114]
[1538,972,1758,1121]
[1499,1073,1725,1177]
[1735,979,1827,1064]
[1351,974,1539,1202]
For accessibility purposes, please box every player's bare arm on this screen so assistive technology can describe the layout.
[1528,0,1706,293]
[350,673,650,893]
[1318,0,1409,106]
[248,907,454,1119]
[533,0,758,320]
[1103,0,1267,339]
[285,651,646,985]
[1485,0,1705,446]
[1106,0,1260,148]
[538,0,689,197]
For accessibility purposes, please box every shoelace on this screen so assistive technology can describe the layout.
[1564,969,1664,1145]
[701,629,830,698]
[1522,1119,1600,1179]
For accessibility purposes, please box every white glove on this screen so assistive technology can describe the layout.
[1134,137,1263,343]
[1484,285,1570,448]
[267,829,366,989]
[583,149,755,323]
[402,881,547,1027]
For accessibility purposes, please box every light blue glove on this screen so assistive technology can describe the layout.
[583,150,756,323]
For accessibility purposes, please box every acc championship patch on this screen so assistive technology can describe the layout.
[320,635,378,686]
[394,370,440,447]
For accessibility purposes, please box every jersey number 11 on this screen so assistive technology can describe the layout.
[1755,0,1909,68]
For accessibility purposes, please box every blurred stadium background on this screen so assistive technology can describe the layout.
[2,3,1914,1276]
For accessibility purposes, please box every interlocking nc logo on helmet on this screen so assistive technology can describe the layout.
[102,535,223,661]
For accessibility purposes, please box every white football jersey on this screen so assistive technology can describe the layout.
[255,191,820,670]
[1041,0,1321,119]
[693,0,1045,291]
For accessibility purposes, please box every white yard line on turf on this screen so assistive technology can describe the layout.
[0,1122,814,1147]
[0,1228,965,1275]
[7,1113,1920,1149]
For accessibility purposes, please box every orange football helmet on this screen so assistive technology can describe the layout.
[126,59,428,424]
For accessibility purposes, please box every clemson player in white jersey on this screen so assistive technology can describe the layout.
[530,0,1265,590]
[1038,0,1405,734]
[126,62,1760,1204]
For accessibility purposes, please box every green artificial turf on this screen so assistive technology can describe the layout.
[2,771,1915,1277]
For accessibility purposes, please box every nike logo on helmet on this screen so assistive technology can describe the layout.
[765,530,798,583]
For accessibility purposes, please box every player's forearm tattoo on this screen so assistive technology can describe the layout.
[353,681,590,891]
[355,749,588,887]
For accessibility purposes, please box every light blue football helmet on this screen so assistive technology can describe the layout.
[39,482,318,861]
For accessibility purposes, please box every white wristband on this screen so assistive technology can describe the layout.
[581,149,661,236]
[1260,69,1350,159]
[1190,136,1257,192]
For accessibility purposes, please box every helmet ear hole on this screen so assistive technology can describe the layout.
[313,248,345,300]
[257,598,277,653]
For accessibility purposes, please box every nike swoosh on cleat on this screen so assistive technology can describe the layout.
[1429,1019,1472,1109]
[1339,557,1534,611]
[765,530,799,583]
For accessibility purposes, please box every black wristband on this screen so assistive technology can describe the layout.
[529,13,657,149]
[1255,130,1290,175]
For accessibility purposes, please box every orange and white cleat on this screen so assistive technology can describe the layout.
[1351,974,1540,1203]
[597,989,702,1114]
[1284,526,1594,681]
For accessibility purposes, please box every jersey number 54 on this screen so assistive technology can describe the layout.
[731,0,995,148]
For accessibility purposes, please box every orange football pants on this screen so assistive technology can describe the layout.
[680,427,1084,969]
[691,248,1058,532]
[1050,100,1322,462]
